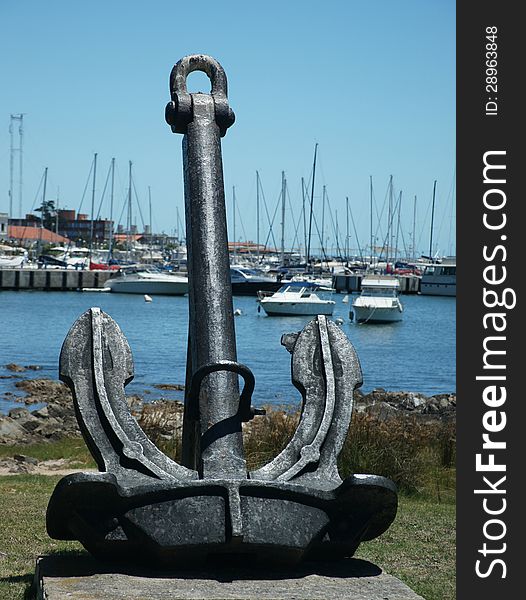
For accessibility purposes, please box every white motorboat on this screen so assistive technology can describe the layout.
[351,276,403,323]
[107,270,188,295]
[258,284,335,316]
[0,245,28,268]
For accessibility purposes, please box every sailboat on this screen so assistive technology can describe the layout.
[106,162,189,295]
[90,157,119,270]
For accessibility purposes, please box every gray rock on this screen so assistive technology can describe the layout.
[8,407,30,420]
[32,406,49,419]
[14,454,39,465]
[0,417,28,440]
[365,401,400,421]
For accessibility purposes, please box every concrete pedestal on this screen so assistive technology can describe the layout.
[35,555,424,600]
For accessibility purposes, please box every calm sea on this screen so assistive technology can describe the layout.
[0,290,455,413]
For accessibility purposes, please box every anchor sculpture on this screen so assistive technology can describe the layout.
[47,55,397,566]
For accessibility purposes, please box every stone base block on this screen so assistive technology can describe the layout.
[35,554,424,600]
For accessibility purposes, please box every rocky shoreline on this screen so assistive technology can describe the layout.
[0,370,456,447]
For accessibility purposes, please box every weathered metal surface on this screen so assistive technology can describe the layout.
[47,54,398,568]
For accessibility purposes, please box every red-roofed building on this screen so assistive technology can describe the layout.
[8,225,70,245]
[112,233,144,244]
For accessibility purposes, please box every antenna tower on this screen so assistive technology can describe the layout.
[9,114,24,218]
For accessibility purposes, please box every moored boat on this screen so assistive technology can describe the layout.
[258,283,335,316]
[0,245,28,268]
[420,260,456,297]
[351,276,403,323]
[107,270,188,295]
[230,266,282,296]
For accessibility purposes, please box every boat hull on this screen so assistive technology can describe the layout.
[107,275,188,295]
[352,305,403,324]
[420,281,456,297]
[232,281,282,296]
[260,301,335,316]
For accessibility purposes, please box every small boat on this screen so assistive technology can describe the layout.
[89,260,120,271]
[0,245,28,268]
[258,283,335,316]
[107,270,188,295]
[230,266,282,296]
[351,276,403,323]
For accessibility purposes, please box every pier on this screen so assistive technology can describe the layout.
[332,273,421,294]
[0,268,113,291]
[1,269,421,294]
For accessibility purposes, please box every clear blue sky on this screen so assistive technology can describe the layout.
[0,0,455,257]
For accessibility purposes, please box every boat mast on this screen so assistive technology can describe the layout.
[89,153,98,260]
[301,177,307,263]
[148,186,153,263]
[55,187,59,234]
[335,208,340,261]
[346,197,349,265]
[348,197,364,263]
[256,171,260,265]
[386,175,393,269]
[395,190,402,265]
[108,158,115,260]
[306,143,318,269]
[429,180,437,261]
[127,161,132,263]
[280,171,286,266]
[321,185,326,265]
[412,194,417,262]
[369,175,373,269]
[37,167,48,258]
[232,186,236,263]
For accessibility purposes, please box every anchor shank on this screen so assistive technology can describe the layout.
[182,92,245,478]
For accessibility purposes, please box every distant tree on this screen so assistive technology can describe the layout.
[35,200,57,230]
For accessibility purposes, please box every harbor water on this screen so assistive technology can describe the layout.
[0,290,455,413]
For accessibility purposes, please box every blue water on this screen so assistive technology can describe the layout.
[0,290,455,413]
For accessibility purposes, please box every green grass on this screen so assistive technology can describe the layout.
[0,471,455,600]
[0,411,456,599]
[357,496,456,600]
[0,437,94,469]
[0,475,86,600]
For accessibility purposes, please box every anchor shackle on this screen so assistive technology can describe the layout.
[165,54,235,137]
